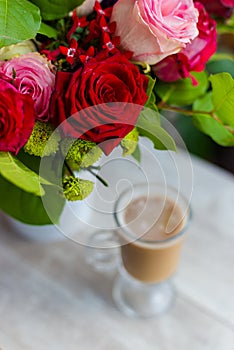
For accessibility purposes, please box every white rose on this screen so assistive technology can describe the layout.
[76,0,102,17]
[0,40,37,61]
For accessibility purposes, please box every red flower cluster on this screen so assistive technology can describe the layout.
[48,2,148,154]
[0,1,148,156]
[0,0,222,156]
[58,3,120,67]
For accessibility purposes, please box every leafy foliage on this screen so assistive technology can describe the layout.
[131,144,141,163]
[192,73,234,146]
[0,152,45,196]
[0,0,41,47]
[38,22,58,38]
[30,0,84,20]
[0,0,85,47]
[137,76,176,151]
[210,73,234,126]
[144,75,157,112]
[0,152,66,225]
[156,71,209,106]
[137,108,176,151]
[0,175,65,225]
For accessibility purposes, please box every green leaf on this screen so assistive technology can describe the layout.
[193,93,234,146]
[30,0,85,20]
[38,22,58,38]
[0,152,45,196]
[174,115,214,160]
[0,175,65,225]
[156,71,209,106]
[17,149,41,174]
[209,73,234,126]
[145,75,158,112]
[131,144,141,163]
[137,109,176,151]
[17,149,64,188]
[192,74,234,146]
[0,0,41,48]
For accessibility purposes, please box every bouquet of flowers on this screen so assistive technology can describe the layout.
[0,0,233,225]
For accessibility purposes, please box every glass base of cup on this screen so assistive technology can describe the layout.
[112,265,175,318]
[85,230,120,272]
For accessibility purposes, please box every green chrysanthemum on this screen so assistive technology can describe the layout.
[60,138,102,170]
[62,176,94,201]
[121,128,139,156]
[24,121,59,157]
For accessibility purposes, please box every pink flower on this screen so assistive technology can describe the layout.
[0,53,55,121]
[110,0,199,65]
[152,2,217,83]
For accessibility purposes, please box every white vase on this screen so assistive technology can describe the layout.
[7,216,66,242]
[6,199,92,243]
[4,137,193,243]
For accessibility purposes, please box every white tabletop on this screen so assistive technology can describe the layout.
[0,142,234,350]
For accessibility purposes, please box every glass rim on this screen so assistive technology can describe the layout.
[113,182,192,245]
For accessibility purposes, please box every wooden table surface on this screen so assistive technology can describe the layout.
[0,143,234,350]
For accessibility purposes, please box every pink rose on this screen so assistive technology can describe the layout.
[153,2,217,83]
[111,0,199,65]
[0,53,55,121]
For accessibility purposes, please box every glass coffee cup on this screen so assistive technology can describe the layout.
[113,182,191,317]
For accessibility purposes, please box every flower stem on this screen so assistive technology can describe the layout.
[157,101,212,117]
[87,168,109,187]
[158,101,234,134]
[131,61,151,74]
[89,165,101,170]
[64,160,74,177]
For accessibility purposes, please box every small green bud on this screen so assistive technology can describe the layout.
[62,176,94,201]
[121,128,139,156]
[24,121,59,157]
[60,138,102,170]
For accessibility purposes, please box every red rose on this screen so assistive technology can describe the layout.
[50,53,148,154]
[153,2,217,84]
[0,79,35,154]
